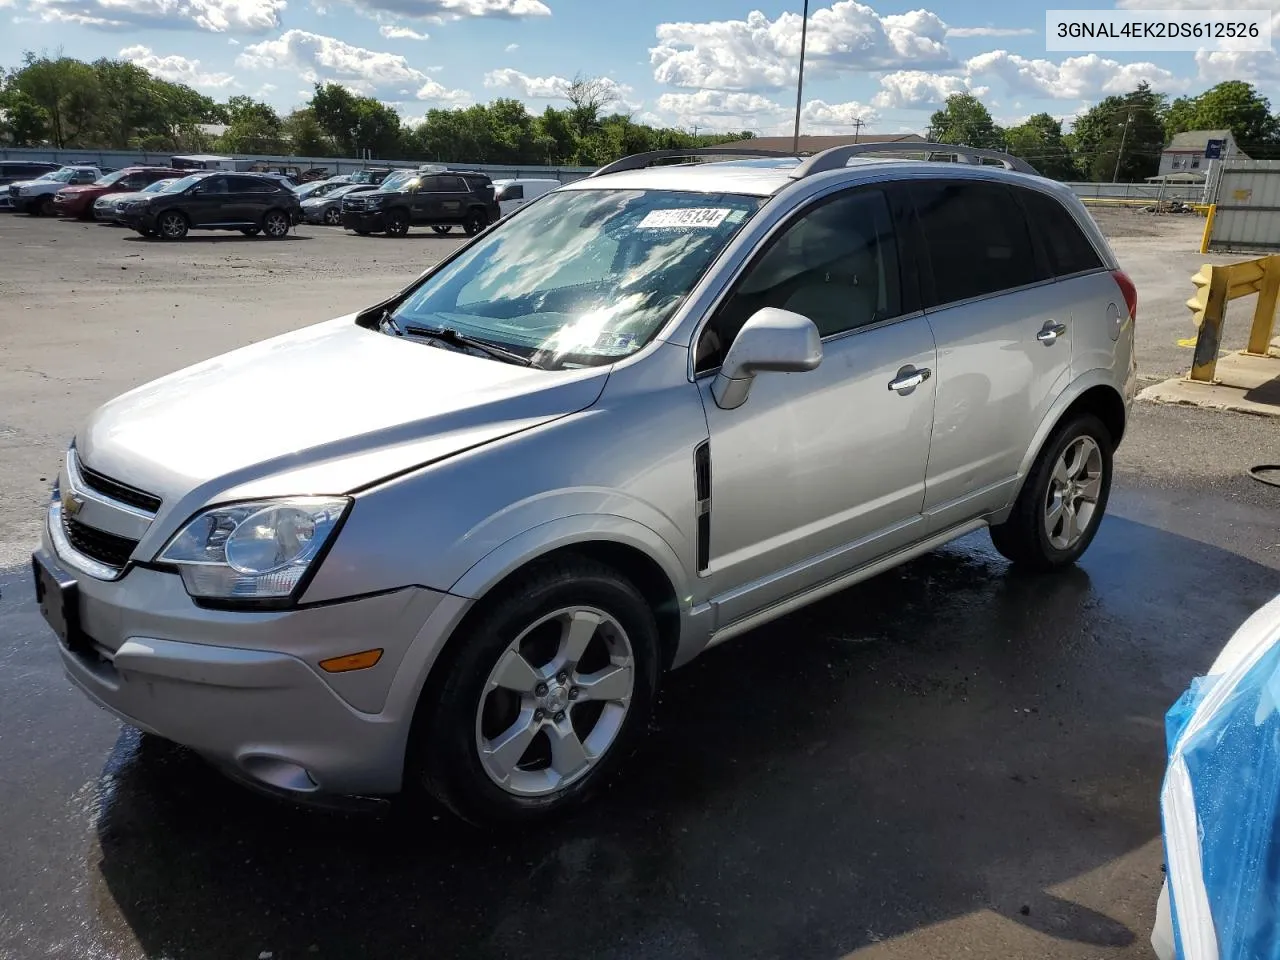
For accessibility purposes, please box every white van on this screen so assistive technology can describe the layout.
[492,178,560,218]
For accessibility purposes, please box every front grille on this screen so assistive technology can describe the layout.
[62,512,139,569]
[78,461,162,513]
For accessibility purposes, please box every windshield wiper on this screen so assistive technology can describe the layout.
[378,308,403,336]
[402,323,537,367]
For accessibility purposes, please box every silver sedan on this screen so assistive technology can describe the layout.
[301,183,378,225]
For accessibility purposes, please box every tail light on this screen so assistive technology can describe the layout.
[1111,269,1138,322]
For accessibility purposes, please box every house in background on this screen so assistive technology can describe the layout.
[714,133,926,154]
[1159,130,1247,176]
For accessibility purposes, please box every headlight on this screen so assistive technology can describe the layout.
[365,194,386,207]
[157,497,349,601]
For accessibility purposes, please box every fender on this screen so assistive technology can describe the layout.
[1003,367,1125,513]
[449,512,692,607]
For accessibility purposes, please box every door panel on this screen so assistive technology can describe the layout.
[694,185,937,626]
[699,318,937,625]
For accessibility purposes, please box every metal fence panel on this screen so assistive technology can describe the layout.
[1208,159,1280,252]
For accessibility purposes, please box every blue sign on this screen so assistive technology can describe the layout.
[1205,139,1225,159]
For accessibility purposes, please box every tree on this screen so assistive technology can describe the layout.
[310,83,402,158]
[1004,113,1078,180]
[564,73,616,137]
[1163,81,1280,153]
[1071,82,1166,181]
[282,108,331,157]
[927,93,1003,149]
[0,85,49,145]
[10,54,102,147]
[219,95,284,153]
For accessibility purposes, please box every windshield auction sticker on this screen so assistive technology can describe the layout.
[638,208,732,229]
[1046,9,1271,51]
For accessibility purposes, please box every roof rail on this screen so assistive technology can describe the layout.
[589,147,798,179]
[789,141,1039,179]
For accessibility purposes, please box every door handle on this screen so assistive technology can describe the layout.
[887,366,932,393]
[1037,322,1067,344]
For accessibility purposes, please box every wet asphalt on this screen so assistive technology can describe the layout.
[1,404,1278,960]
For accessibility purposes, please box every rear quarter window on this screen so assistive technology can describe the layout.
[1018,189,1105,277]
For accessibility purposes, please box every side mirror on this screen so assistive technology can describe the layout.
[712,307,822,410]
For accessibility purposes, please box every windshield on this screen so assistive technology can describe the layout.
[94,169,135,186]
[325,184,364,200]
[144,179,175,193]
[43,168,80,183]
[163,174,204,193]
[389,188,764,369]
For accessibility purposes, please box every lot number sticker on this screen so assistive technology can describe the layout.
[638,208,731,229]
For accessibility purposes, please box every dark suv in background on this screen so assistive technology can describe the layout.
[342,171,499,237]
[119,171,303,240]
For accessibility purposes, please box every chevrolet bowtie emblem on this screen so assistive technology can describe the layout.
[63,493,85,517]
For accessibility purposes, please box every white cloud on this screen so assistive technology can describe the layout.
[339,0,546,22]
[119,44,237,89]
[483,68,632,102]
[946,25,1035,37]
[504,42,519,51]
[227,36,239,43]
[27,0,282,31]
[415,78,471,102]
[801,98,880,132]
[1196,48,1280,85]
[379,23,428,38]
[872,69,970,108]
[965,50,1185,99]
[650,1,953,93]
[239,29,438,92]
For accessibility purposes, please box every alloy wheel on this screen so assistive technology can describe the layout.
[159,212,187,239]
[323,207,341,225]
[474,606,634,797]
[1044,435,1104,550]
[264,212,289,238]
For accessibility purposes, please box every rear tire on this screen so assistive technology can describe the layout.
[412,556,659,827]
[989,413,1113,571]
[463,209,487,236]
[385,210,410,237]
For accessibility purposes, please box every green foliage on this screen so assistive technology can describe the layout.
[1163,81,1280,152]
[927,93,1002,149]
[218,96,284,153]
[1004,113,1078,180]
[1070,82,1166,181]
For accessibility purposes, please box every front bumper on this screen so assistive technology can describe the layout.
[343,210,386,232]
[10,195,38,213]
[54,195,93,217]
[303,207,333,224]
[36,516,464,797]
[93,205,121,222]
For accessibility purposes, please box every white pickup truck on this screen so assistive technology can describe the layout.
[9,165,101,215]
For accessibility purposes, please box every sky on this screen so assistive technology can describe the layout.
[1,0,1278,136]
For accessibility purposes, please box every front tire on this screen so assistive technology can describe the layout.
[262,210,290,239]
[323,207,342,225]
[157,211,188,241]
[432,224,452,235]
[385,210,409,237]
[414,556,659,827]
[989,413,1113,571]
[39,196,56,217]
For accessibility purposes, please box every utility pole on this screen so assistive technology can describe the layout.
[791,0,810,155]
[850,116,865,143]
[1112,107,1134,183]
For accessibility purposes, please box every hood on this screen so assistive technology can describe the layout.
[77,316,608,513]
[98,190,146,205]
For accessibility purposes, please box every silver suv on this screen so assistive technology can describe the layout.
[33,144,1137,825]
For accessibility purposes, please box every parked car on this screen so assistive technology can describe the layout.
[492,178,561,219]
[348,166,395,185]
[53,167,181,220]
[10,166,101,215]
[0,161,60,209]
[118,171,303,240]
[300,182,378,225]
[295,176,352,203]
[93,178,178,224]
[341,171,498,237]
[31,145,1137,826]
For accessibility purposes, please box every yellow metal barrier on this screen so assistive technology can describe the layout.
[1185,254,1280,382]
[1199,203,1216,255]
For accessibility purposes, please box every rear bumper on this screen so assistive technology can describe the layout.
[343,211,385,232]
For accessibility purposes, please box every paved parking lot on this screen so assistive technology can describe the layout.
[1,211,1278,960]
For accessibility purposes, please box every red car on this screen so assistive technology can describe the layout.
[53,167,181,219]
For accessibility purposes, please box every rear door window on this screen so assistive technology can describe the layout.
[438,175,469,193]
[1018,188,1105,277]
[910,180,1043,306]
